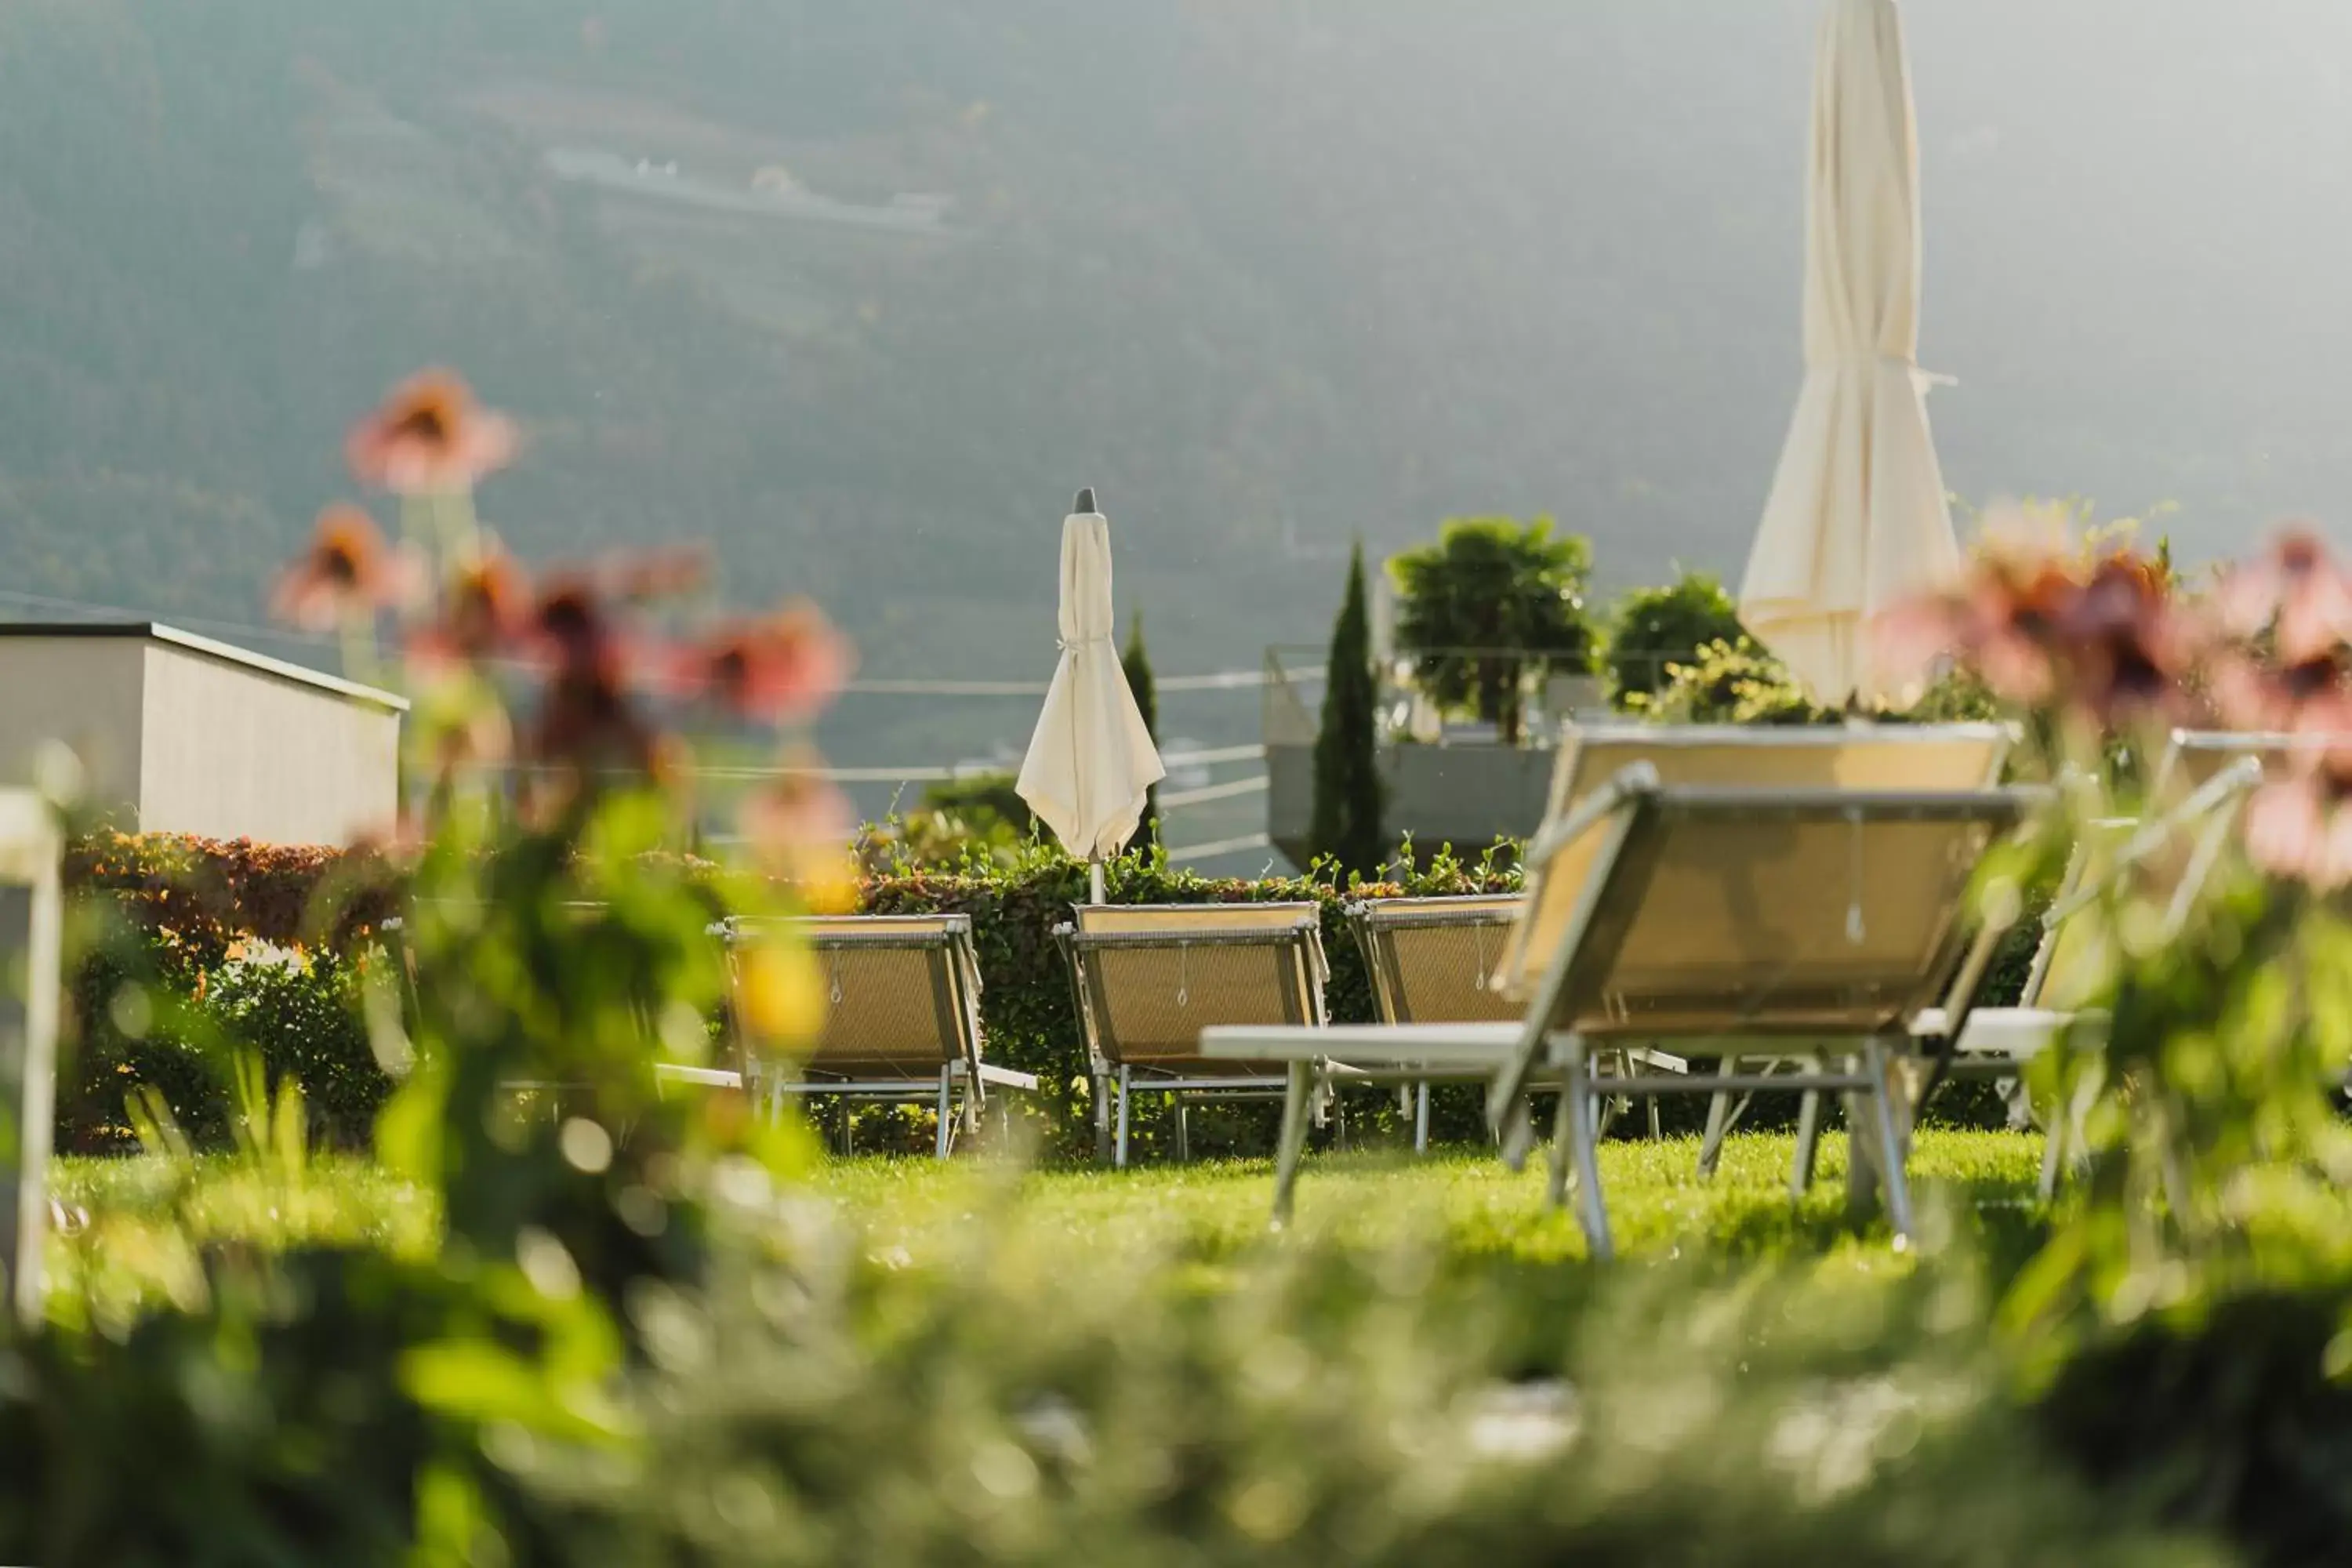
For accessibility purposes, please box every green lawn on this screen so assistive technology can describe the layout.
[45,1129,2045,1326]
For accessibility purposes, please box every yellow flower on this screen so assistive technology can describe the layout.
[735,939,826,1049]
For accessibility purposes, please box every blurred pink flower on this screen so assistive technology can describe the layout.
[407,550,532,673]
[2215,525,2352,665]
[2207,532,2352,735]
[272,505,420,630]
[347,370,517,495]
[742,763,859,908]
[2245,776,2352,890]
[597,545,712,604]
[682,601,853,725]
[1875,526,2191,726]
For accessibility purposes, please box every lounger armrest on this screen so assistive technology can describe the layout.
[1200,1024,1687,1076]
[1063,926,1319,951]
[969,1062,1041,1092]
[654,1064,744,1089]
[1203,1022,1522,1067]
[1912,1006,2078,1059]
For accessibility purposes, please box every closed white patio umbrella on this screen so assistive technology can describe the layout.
[1740,0,1961,707]
[1017,488,1166,903]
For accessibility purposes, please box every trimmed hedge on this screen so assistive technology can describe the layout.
[56,835,2031,1159]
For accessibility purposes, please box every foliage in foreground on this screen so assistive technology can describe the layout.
[19,1144,2234,1568]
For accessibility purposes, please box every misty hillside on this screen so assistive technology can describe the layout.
[2,0,2350,739]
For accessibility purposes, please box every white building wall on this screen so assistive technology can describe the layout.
[138,643,401,845]
[0,638,147,817]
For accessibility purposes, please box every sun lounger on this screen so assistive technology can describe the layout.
[1348,894,1527,1151]
[1506,723,2013,1174]
[1911,752,2264,1199]
[1216,767,2040,1254]
[1204,725,2016,1220]
[1054,902,1329,1167]
[1489,767,2040,1257]
[727,913,1036,1158]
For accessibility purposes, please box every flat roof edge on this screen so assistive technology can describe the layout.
[0,622,410,712]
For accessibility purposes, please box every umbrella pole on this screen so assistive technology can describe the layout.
[1088,857,1106,906]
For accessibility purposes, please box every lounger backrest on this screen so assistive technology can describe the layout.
[731,914,983,1080]
[2027,757,2264,1011]
[1532,782,2028,1041]
[1352,895,1526,1024]
[1501,724,2012,998]
[2026,823,2127,1012]
[1066,902,1327,1071]
[2155,730,2346,796]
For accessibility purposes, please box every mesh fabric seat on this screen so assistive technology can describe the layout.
[728,914,1036,1159]
[1347,894,1634,1152]
[1057,902,1329,1167]
[1352,896,1524,1025]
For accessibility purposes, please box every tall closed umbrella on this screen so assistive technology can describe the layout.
[1017,488,1166,903]
[1740,0,1960,706]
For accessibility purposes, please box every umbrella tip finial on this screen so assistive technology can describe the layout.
[1074,487,1098,515]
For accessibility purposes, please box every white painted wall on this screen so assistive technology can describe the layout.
[0,638,146,818]
[139,643,401,845]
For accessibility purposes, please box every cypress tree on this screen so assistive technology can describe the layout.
[1310,543,1387,880]
[1121,611,1160,850]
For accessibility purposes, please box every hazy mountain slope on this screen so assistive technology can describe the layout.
[2,0,2350,735]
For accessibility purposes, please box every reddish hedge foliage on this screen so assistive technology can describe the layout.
[66,833,401,967]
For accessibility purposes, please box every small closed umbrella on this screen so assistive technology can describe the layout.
[1740,0,1961,707]
[1017,488,1166,903]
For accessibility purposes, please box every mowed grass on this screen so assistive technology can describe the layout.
[43,1131,2046,1323]
[821,1128,2047,1278]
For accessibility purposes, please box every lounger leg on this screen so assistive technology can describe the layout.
[1790,1089,1823,1198]
[1414,1083,1431,1155]
[1499,1093,1535,1172]
[1860,1040,1915,1244]
[1272,1061,1316,1228]
[935,1069,953,1160]
[1543,1083,1572,1209]
[1563,1051,1612,1261]
[1094,1071,1111,1163]
[1697,1058,1740,1178]
[2037,1101,2067,1203]
[1114,1065,1134,1170]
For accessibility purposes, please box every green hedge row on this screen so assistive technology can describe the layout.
[58,837,2031,1158]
